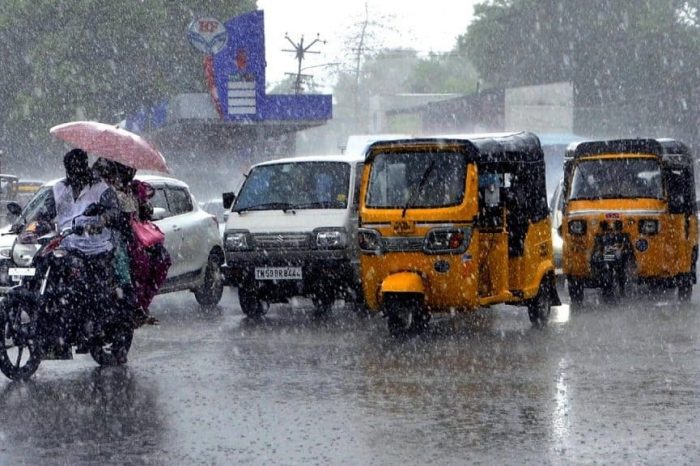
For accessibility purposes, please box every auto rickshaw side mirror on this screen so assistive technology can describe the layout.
[222,192,236,210]
[6,202,22,217]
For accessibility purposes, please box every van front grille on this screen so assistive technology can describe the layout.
[253,233,311,250]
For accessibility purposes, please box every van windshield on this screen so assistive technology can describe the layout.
[569,158,663,200]
[233,162,351,212]
[366,151,468,208]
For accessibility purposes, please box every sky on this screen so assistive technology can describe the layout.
[256,0,479,89]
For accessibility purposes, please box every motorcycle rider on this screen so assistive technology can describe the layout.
[42,148,121,353]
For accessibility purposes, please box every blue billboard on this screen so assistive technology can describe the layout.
[127,10,332,133]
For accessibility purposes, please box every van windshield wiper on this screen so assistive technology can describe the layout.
[402,160,436,218]
[234,202,296,214]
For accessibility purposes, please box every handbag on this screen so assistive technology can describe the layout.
[130,217,165,248]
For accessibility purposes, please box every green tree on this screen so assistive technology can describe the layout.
[0,0,255,167]
[459,0,700,140]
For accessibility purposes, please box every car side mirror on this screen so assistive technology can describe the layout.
[6,202,22,217]
[152,207,167,221]
[222,192,236,210]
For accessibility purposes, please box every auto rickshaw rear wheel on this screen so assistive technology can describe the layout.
[384,293,429,338]
[528,276,553,328]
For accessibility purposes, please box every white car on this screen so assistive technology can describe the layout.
[0,175,225,307]
[550,178,564,276]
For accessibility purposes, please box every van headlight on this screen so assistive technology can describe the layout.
[424,227,472,254]
[568,219,587,235]
[638,219,659,235]
[224,230,252,251]
[315,228,347,250]
[358,228,382,254]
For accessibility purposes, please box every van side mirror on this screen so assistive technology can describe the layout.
[6,202,22,217]
[152,207,167,221]
[222,192,236,210]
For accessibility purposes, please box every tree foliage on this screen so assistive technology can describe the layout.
[0,0,255,164]
[459,0,700,140]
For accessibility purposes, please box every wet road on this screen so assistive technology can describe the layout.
[1,286,700,465]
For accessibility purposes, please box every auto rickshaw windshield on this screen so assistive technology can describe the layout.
[366,151,468,208]
[569,157,663,200]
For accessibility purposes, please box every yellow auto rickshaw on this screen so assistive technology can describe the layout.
[561,138,698,303]
[358,132,560,336]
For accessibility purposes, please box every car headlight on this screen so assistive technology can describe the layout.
[358,228,382,254]
[0,247,11,260]
[568,219,587,235]
[638,219,659,235]
[224,230,252,251]
[424,227,472,254]
[315,228,347,250]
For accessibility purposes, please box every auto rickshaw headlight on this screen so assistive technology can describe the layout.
[424,227,472,254]
[358,228,382,254]
[315,228,348,249]
[568,220,587,235]
[638,219,659,235]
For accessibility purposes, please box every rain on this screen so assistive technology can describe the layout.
[1,1,700,464]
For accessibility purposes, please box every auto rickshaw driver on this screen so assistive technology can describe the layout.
[358,132,560,337]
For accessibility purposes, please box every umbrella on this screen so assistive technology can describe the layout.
[49,121,169,173]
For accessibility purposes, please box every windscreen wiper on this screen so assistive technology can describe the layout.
[402,160,436,218]
[234,202,296,214]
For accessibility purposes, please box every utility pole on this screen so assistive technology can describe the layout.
[283,33,325,94]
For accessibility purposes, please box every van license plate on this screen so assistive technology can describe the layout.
[255,267,302,280]
[9,267,36,281]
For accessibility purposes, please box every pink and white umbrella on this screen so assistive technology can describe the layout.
[50,121,169,173]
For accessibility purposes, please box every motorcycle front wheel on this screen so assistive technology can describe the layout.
[90,324,133,366]
[0,299,42,381]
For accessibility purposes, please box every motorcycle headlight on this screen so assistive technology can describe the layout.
[315,228,348,250]
[358,228,382,254]
[424,227,472,254]
[568,219,587,235]
[224,230,252,251]
[638,219,659,235]
[0,247,11,260]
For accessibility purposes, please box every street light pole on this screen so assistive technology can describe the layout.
[282,33,326,94]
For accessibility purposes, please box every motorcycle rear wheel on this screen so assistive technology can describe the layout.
[0,300,42,381]
[90,325,133,366]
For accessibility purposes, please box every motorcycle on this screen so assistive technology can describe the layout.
[0,207,135,380]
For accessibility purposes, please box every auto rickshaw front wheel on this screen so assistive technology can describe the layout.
[528,276,554,328]
[383,293,429,338]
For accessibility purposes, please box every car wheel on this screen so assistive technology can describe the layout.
[528,275,553,328]
[194,252,224,308]
[238,285,268,318]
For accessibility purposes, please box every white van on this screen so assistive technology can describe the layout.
[222,154,365,317]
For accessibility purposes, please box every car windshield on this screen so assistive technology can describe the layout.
[569,158,663,200]
[233,162,351,211]
[366,151,468,208]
